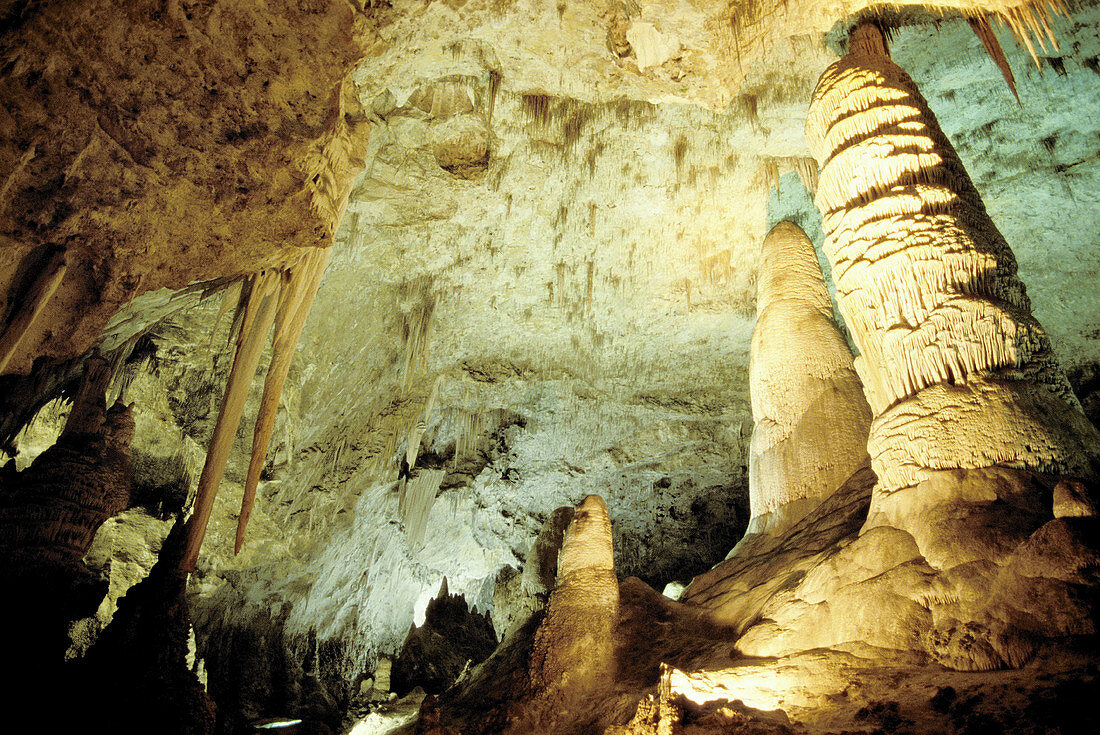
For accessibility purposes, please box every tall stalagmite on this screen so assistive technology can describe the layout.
[529,495,618,696]
[0,358,134,688]
[747,220,872,533]
[805,25,1100,503]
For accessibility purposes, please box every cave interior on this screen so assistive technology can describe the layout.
[2,0,1100,733]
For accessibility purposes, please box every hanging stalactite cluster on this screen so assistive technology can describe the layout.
[181,246,332,570]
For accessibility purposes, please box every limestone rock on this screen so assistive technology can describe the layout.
[747,220,871,533]
[432,115,490,179]
[529,494,618,693]
[681,465,874,632]
[391,579,497,696]
[68,523,216,734]
[0,0,378,376]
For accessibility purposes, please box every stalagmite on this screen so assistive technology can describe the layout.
[805,23,1100,499]
[61,356,112,439]
[529,495,618,694]
[181,269,281,571]
[0,250,67,374]
[747,221,872,534]
[0,367,134,681]
[236,246,332,553]
[735,20,1100,671]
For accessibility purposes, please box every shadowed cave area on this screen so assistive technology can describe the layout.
[3,1,1100,733]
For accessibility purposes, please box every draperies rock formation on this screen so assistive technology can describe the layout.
[747,220,871,534]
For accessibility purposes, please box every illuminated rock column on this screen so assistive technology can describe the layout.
[805,28,1100,503]
[530,495,618,693]
[747,221,872,533]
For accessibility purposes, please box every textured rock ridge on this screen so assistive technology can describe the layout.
[748,220,872,533]
[805,30,1100,496]
[0,363,133,568]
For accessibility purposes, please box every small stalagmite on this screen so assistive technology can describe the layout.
[529,494,618,694]
[748,220,872,534]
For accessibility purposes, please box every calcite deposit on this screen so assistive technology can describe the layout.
[3,0,1100,732]
[529,494,619,695]
[747,220,871,533]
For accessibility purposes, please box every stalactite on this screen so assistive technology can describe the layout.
[236,246,332,554]
[792,156,818,196]
[400,281,436,391]
[983,0,1066,66]
[399,468,445,547]
[206,280,243,347]
[486,69,502,125]
[967,15,1020,102]
[763,158,780,199]
[0,250,68,374]
[404,375,443,476]
[181,269,281,571]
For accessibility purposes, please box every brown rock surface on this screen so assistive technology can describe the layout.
[0,0,379,375]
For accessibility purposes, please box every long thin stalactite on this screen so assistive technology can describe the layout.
[180,269,282,571]
[235,246,332,553]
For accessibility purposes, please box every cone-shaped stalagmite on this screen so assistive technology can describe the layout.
[805,26,1100,501]
[748,221,872,534]
[530,495,618,694]
[679,222,876,633]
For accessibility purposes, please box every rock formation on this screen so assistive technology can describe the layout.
[529,494,619,695]
[0,0,377,377]
[678,219,876,635]
[391,578,497,697]
[747,220,871,534]
[68,522,216,734]
[4,1,1100,732]
[0,355,135,704]
[715,21,1100,672]
[807,22,1100,500]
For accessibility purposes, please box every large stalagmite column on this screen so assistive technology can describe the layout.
[748,221,872,533]
[805,25,1100,511]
